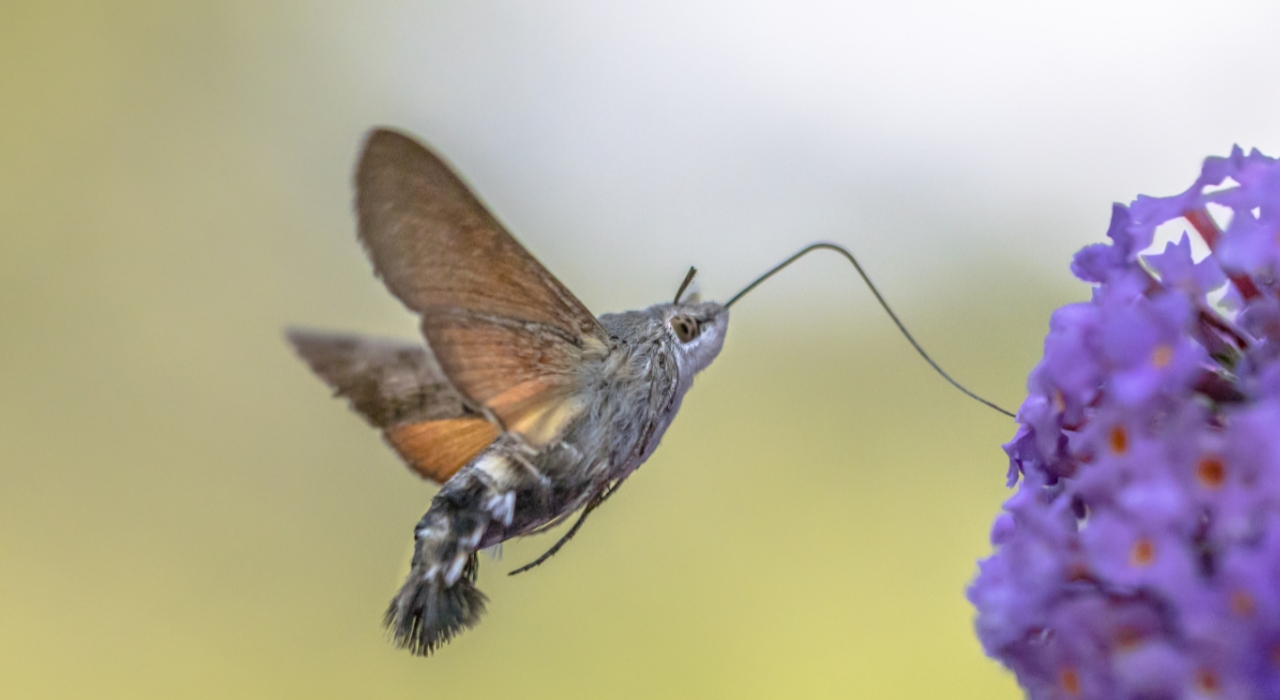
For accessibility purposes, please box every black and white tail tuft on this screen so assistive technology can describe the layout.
[384,552,486,655]
[385,495,493,655]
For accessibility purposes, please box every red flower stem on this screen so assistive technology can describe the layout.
[1199,309,1251,350]
[1184,208,1262,300]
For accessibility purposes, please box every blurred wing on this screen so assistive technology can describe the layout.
[355,129,609,446]
[286,329,497,483]
[385,417,499,484]
[286,329,464,427]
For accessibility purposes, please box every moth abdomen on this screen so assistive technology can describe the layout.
[386,485,493,655]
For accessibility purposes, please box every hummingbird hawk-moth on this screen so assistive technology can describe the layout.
[288,128,1013,657]
[289,128,729,655]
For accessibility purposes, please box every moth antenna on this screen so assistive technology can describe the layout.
[673,266,698,304]
[726,242,1016,418]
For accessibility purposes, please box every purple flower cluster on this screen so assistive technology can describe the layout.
[970,148,1280,699]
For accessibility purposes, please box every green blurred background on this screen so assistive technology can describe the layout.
[3,1,1279,698]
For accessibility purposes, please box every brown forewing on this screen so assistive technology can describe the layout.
[355,128,609,447]
[423,310,605,445]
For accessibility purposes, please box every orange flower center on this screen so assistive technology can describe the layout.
[1152,343,1174,368]
[1109,426,1129,456]
[1152,342,1172,365]
[1231,590,1255,617]
[1067,563,1090,582]
[1195,668,1219,695]
[1129,537,1156,567]
[1196,457,1226,489]
[1114,626,1142,650]
[1059,667,1081,696]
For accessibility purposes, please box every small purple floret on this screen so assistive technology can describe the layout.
[970,148,1280,698]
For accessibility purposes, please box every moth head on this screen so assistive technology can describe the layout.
[666,300,728,375]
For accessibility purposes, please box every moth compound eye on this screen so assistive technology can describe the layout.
[670,314,701,343]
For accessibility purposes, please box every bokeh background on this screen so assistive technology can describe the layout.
[4,1,1280,698]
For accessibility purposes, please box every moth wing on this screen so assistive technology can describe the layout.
[384,417,499,485]
[286,328,465,427]
[355,129,609,446]
[286,329,497,483]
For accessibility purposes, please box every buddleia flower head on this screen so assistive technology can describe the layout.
[970,147,1280,699]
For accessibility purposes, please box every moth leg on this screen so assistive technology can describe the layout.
[507,494,600,576]
[502,450,559,520]
[507,478,624,576]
